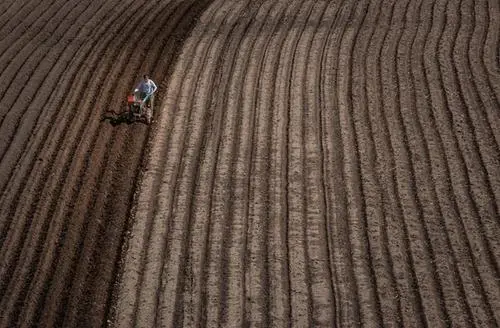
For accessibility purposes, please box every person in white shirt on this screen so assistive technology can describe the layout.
[135,74,157,107]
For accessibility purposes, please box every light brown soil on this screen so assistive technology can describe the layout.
[0,0,499,327]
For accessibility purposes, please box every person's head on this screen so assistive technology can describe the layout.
[143,74,149,81]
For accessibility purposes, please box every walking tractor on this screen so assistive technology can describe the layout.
[127,89,154,124]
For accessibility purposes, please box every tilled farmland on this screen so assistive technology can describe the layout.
[0,0,499,327]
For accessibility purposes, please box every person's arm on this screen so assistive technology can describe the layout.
[151,80,158,94]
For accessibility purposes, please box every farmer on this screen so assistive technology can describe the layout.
[135,74,157,107]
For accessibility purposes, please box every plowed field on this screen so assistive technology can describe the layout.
[0,0,499,327]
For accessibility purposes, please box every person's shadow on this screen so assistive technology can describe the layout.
[101,110,147,126]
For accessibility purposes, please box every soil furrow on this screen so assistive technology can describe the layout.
[116,2,233,326]
[283,1,317,326]
[156,2,256,327]
[179,2,268,324]
[338,0,387,325]
[0,1,160,325]
[483,0,500,103]
[214,2,278,326]
[440,0,500,321]
[290,1,333,326]
[0,0,46,39]
[380,0,441,326]
[468,0,500,148]
[428,0,500,325]
[398,0,475,325]
[0,0,93,164]
[411,0,481,325]
[321,0,361,326]
[0,0,78,111]
[367,0,425,326]
[353,0,405,325]
[263,1,310,325]
[454,0,500,254]
[0,0,110,290]
[303,2,339,326]
[112,2,224,325]
[0,0,60,60]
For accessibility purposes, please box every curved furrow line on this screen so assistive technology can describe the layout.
[454,0,500,249]
[0,0,141,290]
[352,0,404,325]
[0,0,135,227]
[177,1,267,324]
[399,0,475,325]
[423,0,499,326]
[0,1,161,325]
[0,0,59,58]
[0,0,94,161]
[0,0,139,300]
[445,0,500,321]
[51,3,196,327]
[429,0,500,324]
[112,2,225,324]
[317,1,352,326]
[32,1,183,326]
[0,0,111,241]
[0,0,114,288]
[66,1,210,325]
[260,0,310,325]
[291,1,332,326]
[439,0,500,297]
[338,0,389,325]
[351,0,393,325]
[386,0,451,325]
[483,0,500,102]
[380,0,440,326]
[153,2,257,327]
[469,0,500,148]
[322,0,360,326]
[366,0,424,326]
[0,0,76,109]
[210,2,282,326]
[0,0,42,38]
[115,2,233,326]
[399,0,453,323]
[235,1,301,325]
[411,0,481,325]
[197,3,266,325]
[281,1,317,326]
[153,3,244,326]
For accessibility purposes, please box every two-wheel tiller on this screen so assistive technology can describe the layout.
[127,90,154,124]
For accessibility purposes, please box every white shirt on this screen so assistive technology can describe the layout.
[136,78,157,95]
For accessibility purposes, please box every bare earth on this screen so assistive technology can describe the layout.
[0,0,499,327]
